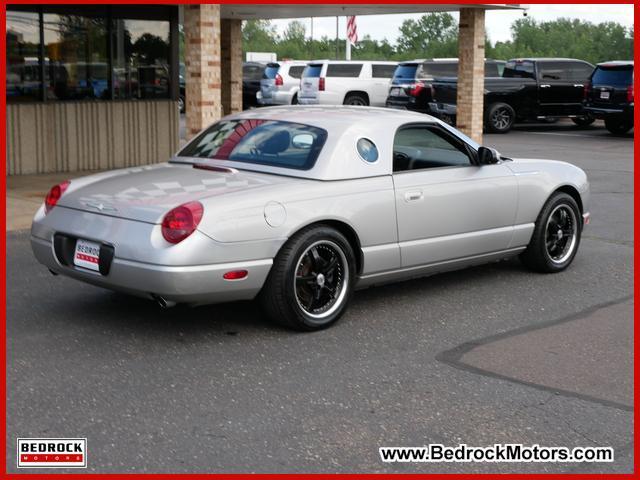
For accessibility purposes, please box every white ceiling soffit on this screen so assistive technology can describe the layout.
[220,4,527,20]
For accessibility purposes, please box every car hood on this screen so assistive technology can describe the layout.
[58,162,294,224]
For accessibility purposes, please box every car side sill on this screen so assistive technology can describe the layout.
[356,246,526,289]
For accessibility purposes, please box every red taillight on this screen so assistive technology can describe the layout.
[44,180,70,214]
[275,73,283,86]
[223,270,248,280]
[627,84,634,103]
[583,82,590,100]
[161,201,204,244]
[318,77,325,91]
[407,81,425,97]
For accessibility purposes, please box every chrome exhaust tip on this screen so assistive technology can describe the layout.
[151,294,177,309]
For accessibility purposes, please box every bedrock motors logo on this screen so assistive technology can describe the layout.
[17,438,87,468]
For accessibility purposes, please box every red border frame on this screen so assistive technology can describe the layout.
[1,1,637,478]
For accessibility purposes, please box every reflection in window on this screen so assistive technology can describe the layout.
[113,19,170,100]
[6,11,41,102]
[43,13,108,100]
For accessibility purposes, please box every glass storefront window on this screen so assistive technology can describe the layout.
[113,19,170,100]
[43,13,109,100]
[6,10,42,102]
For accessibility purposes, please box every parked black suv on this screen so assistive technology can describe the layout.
[429,58,595,133]
[243,62,266,109]
[584,61,634,135]
[385,59,505,116]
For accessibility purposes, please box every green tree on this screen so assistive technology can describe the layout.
[242,19,278,54]
[396,13,458,58]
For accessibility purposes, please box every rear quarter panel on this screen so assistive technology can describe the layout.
[507,159,589,225]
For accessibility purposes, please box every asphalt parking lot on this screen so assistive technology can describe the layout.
[7,120,633,473]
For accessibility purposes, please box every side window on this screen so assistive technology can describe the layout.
[393,125,473,172]
[538,62,570,81]
[372,64,396,78]
[569,62,594,82]
[288,66,304,79]
[326,64,363,77]
[503,61,535,79]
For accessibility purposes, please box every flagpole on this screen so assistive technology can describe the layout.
[346,36,351,61]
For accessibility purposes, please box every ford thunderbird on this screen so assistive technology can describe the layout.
[31,106,590,330]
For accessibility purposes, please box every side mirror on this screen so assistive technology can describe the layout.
[477,146,501,165]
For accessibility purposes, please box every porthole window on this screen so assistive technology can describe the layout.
[357,138,378,163]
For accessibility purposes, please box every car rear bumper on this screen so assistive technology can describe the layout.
[258,90,294,106]
[584,104,633,120]
[31,234,272,305]
[30,207,278,305]
[386,97,429,113]
[428,102,457,116]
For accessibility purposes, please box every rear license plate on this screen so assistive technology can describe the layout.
[74,239,101,272]
[600,91,610,100]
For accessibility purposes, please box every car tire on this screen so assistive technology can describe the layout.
[604,118,633,135]
[291,93,298,105]
[485,102,515,133]
[520,192,582,273]
[178,95,185,113]
[259,225,356,331]
[571,115,595,127]
[343,93,369,106]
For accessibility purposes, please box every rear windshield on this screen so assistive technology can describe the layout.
[303,64,323,78]
[393,64,419,80]
[179,120,328,171]
[263,64,280,79]
[592,66,633,86]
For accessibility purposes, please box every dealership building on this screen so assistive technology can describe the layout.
[6,4,524,175]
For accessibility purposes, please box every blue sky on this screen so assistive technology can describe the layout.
[269,4,634,45]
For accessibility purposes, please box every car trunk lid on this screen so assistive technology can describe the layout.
[58,162,290,224]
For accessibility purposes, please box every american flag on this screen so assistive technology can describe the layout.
[347,16,358,45]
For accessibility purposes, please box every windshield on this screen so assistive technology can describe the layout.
[592,66,633,86]
[178,120,328,171]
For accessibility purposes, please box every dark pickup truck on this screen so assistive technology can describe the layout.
[428,58,595,133]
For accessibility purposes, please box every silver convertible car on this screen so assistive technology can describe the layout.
[31,106,589,331]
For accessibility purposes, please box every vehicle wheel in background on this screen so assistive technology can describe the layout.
[259,225,356,331]
[178,95,185,113]
[520,192,582,273]
[485,102,515,133]
[291,93,298,105]
[571,115,595,127]
[605,118,633,135]
[343,93,369,106]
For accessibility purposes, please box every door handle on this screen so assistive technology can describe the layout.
[573,84,584,88]
[404,191,423,202]
[540,84,551,88]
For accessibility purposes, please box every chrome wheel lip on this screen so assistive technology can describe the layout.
[293,240,349,322]
[545,204,578,264]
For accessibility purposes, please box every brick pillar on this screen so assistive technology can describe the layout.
[456,8,485,144]
[221,19,243,115]
[184,5,222,139]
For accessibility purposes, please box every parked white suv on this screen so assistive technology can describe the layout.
[257,61,308,106]
[298,60,397,106]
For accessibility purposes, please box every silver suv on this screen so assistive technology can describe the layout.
[258,61,308,106]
